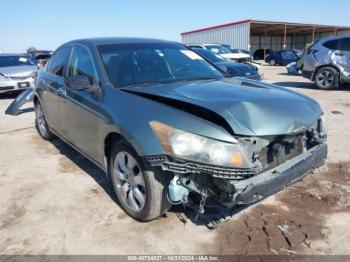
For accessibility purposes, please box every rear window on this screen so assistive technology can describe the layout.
[323,40,339,50]
[340,38,350,52]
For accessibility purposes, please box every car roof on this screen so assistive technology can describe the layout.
[0,53,27,57]
[62,37,178,48]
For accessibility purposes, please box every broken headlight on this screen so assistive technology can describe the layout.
[150,121,252,168]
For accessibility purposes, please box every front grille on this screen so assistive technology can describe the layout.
[0,86,15,91]
[10,76,30,80]
[145,155,259,180]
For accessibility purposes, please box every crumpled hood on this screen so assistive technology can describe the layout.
[0,66,37,77]
[124,79,322,136]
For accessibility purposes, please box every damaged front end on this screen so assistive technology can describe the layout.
[145,117,327,218]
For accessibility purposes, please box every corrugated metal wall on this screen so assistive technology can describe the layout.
[181,22,250,50]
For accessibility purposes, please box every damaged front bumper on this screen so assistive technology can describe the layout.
[222,143,327,207]
[145,142,327,211]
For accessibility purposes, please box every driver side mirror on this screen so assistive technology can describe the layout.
[66,75,99,93]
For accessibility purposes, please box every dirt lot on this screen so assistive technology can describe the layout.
[1,65,350,255]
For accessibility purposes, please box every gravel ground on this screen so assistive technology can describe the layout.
[0,65,350,255]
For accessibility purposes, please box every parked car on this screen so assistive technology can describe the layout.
[253,49,272,60]
[0,54,36,94]
[191,47,260,80]
[303,36,350,89]
[265,50,300,66]
[188,44,251,62]
[10,38,327,222]
[222,44,251,55]
[27,50,53,68]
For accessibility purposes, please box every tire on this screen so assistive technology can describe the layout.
[109,139,171,221]
[34,101,55,140]
[314,67,339,89]
[270,59,276,66]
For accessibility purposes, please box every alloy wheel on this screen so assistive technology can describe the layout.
[316,70,335,88]
[35,104,47,136]
[113,151,146,212]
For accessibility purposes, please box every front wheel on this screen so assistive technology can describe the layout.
[109,140,171,221]
[314,67,339,89]
[270,59,276,66]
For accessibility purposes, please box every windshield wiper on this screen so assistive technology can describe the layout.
[121,82,162,89]
[177,77,219,82]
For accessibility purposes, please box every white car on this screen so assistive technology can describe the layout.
[0,54,36,94]
[188,44,251,62]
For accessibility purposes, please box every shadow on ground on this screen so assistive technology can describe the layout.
[47,136,254,228]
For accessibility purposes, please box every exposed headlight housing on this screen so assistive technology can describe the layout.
[150,121,252,168]
[318,115,327,140]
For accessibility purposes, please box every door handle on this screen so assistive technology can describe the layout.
[57,86,66,96]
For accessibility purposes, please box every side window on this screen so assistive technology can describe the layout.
[323,40,339,50]
[67,46,97,85]
[47,47,71,77]
[339,38,350,52]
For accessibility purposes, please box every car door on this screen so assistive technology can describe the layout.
[335,37,350,72]
[281,51,297,65]
[59,45,104,162]
[40,46,72,134]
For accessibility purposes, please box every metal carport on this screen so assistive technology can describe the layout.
[181,19,350,56]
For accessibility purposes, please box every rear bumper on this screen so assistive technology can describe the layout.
[223,143,327,207]
[302,70,313,80]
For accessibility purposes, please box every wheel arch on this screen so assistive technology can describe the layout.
[312,64,340,81]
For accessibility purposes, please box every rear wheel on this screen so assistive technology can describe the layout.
[109,140,171,221]
[314,67,339,89]
[34,101,55,140]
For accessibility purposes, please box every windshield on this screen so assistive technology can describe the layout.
[192,48,226,63]
[0,56,34,68]
[206,45,232,54]
[98,43,224,88]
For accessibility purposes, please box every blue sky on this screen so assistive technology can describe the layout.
[1,0,350,52]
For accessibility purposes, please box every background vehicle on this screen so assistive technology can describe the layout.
[303,36,350,89]
[0,54,36,94]
[31,38,326,222]
[265,50,300,66]
[27,50,53,68]
[192,47,260,80]
[253,49,272,60]
[188,44,251,62]
[231,48,250,55]
[222,44,251,55]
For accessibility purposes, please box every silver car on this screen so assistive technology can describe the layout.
[303,36,350,89]
[0,54,37,94]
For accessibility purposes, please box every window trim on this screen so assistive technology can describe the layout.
[65,44,100,84]
[46,46,72,79]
